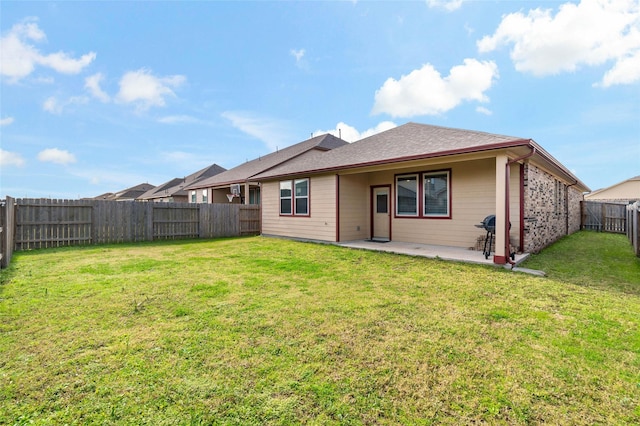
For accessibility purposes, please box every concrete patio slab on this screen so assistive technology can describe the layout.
[336,240,531,268]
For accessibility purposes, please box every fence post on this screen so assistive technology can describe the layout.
[634,202,640,257]
[1,196,16,269]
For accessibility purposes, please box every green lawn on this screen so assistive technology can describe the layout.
[1,231,639,425]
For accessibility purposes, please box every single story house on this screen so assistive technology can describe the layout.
[92,183,156,201]
[584,175,639,204]
[137,163,226,203]
[184,134,347,204]
[251,122,590,265]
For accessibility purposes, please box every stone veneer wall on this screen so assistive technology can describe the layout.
[523,163,584,253]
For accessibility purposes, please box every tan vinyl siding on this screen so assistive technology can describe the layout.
[262,175,337,242]
[584,179,640,202]
[389,159,521,249]
[262,155,524,249]
[338,174,369,241]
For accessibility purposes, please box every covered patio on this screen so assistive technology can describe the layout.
[337,240,531,268]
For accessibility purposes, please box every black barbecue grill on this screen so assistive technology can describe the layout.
[475,215,514,260]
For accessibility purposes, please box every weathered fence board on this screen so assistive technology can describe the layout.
[628,202,640,257]
[240,205,261,235]
[581,201,627,233]
[0,198,261,267]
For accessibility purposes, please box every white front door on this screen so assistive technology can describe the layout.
[372,186,390,241]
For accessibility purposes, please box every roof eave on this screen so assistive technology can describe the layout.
[253,139,533,181]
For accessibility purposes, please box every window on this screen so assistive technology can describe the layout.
[396,174,418,216]
[190,191,196,203]
[376,192,388,214]
[424,171,449,216]
[280,181,292,215]
[202,189,208,204]
[396,170,450,218]
[294,179,308,215]
[249,187,260,205]
[279,178,310,216]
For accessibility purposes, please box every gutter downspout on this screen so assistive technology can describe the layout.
[565,180,578,235]
[505,145,536,267]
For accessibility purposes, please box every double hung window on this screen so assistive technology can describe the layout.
[280,178,309,216]
[396,170,450,218]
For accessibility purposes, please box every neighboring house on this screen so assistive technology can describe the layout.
[138,164,227,203]
[251,122,590,265]
[185,134,348,205]
[93,183,156,201]
[584,176,640,204]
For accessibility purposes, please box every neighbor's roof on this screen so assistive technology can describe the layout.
[584,175,640,200]
[94,183,156,201]
[138,163,226,200]
[186,133,347,189]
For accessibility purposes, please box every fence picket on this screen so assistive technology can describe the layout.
[0,198,260,267]
[581,201,627,233]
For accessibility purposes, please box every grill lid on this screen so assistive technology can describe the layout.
[475,214,496,233]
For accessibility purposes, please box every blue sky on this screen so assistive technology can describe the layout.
[1,0,638,199]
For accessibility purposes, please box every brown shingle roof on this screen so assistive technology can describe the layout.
[138,163,227,200]
[252,122,590,192]
[186,134,347,189]
[252,122,528,179]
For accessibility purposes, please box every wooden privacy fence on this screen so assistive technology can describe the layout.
[627,202,640,257]
[581,201,627,233]
[0,198,260,267]
[0,196,16,268]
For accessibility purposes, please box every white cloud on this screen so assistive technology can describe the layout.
[313,121,397,142]
[600,49,640,87]
[0,19,96,83]
[372,59,498,117]
[116,68,186,110]
[476,106,493,116]
[477,0,640,87]
[37,148,77,165]
[43,96,62,114]
[222,111,293,151]
[0,149,25,167]
[291,48,305,62]
[1,116,15,126]
[42,95,88,114]
[290,48,308,70]
[85,73,110,102]
[426,0,464,12]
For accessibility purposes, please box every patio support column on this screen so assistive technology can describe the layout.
[494,154,508,264]
[244,182,250,205]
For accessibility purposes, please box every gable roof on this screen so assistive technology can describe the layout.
[186,133,347,190]
[93,183,156,201]
[251,122,589,192]
[584,175,640,201]
[138,163,227,200]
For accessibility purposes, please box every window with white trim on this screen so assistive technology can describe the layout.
[202,189,208,204]
[280,181,292,215]
[280,178,310,216]
[190,190,196,203]
[294,179,309,215]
